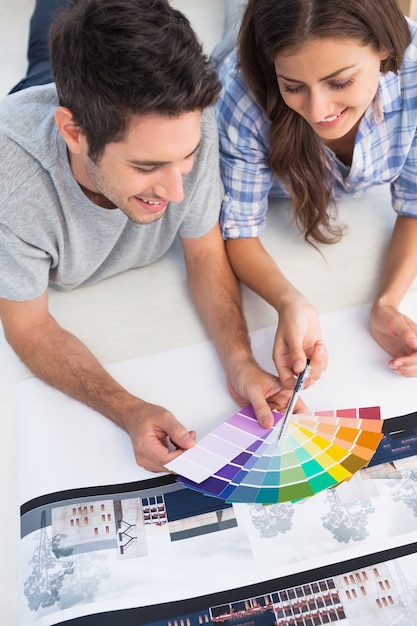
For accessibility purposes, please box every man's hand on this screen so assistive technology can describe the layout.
[226,358,308,430]
[0,292,197,473]
[371,302,417,376]
[273,297,328,389]
[120,400,196,472]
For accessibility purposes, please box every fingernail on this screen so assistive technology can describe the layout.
[389,361,403,370]
[259,416,273,429]
[293,360,304,373]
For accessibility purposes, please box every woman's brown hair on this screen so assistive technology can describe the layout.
[239,0,411,243]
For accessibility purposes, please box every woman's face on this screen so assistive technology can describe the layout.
[274,37,388,141]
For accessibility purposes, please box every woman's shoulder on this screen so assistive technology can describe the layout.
[217,49,247,94]
[403,17,417,64]
[216,50,269,131]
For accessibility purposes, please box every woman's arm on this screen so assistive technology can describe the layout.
[181,225,308,427]
[226,236,328,388]
[371,214,417,375]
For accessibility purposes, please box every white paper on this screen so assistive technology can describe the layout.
[16,295,417,625]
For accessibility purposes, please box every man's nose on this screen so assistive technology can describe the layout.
[153,166,185,204]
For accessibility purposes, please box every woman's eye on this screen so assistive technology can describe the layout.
[283,85,303,94]
[331,79,354,90]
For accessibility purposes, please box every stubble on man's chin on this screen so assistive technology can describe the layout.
[120,205,167,225]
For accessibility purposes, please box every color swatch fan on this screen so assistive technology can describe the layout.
[166,405,383,504]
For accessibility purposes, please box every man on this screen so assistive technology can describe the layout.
[0,0,305,473]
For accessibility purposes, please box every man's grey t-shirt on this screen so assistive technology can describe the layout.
[0,84,222,301]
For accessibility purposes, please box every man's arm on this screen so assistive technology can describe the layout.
[0,291,195,471]
[371,215,417,376]
[181,223,307,428]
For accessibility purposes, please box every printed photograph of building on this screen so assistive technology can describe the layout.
[50,485,237,560]
[149,563,402,626]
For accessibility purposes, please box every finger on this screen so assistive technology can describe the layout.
[165,421,196,451]
[277,362,299,390]
[133,416,195,471]
[169,430,196,450]
[135,437,173,472]
[304,340,328,388]
[139,432,196,472]
[250,392,275,429]
[402,327,417,351]
[388,353,417,377]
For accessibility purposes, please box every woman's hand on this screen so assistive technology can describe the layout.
[273,295,328,389]
[371,302,417,376]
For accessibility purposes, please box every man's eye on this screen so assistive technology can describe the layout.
[135,166,157,173]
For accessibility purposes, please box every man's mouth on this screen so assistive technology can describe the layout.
[133,195,168,214]
[138,197,165,206]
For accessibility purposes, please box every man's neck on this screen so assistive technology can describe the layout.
[68,150,116,209]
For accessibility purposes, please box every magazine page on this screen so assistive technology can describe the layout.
[16,296,417,625]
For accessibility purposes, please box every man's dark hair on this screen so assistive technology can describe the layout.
[49,0,221,161]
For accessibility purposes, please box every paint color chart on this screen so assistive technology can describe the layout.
[166,405,383,504]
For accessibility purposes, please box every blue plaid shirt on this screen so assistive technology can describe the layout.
[216,20,417,239]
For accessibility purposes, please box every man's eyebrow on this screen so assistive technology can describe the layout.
[128,141,201,167]
[276,64,357,84]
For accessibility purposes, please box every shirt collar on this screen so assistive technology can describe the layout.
[375,71,403,117]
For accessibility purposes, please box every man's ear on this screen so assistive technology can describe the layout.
[54,107,85,154]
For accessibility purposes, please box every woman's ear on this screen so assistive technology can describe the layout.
[379,48,390,72]
[380,47,389,62]
[54,107,85,154]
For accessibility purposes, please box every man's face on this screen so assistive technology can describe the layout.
[76,110,202,224]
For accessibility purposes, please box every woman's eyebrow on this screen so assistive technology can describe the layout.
[276,64,358,84]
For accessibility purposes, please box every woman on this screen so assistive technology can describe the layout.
[217,0,417,387]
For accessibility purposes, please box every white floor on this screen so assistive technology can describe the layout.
[1,2,416,625]
[0,0,225,100]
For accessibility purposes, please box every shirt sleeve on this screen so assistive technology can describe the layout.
[178,106,224,239]
[216,56,282,239]
[0,222,51,301]
[391,125,417,218]
[387,21,417,219]
[0,140,54,301]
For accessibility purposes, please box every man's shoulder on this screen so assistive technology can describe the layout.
[0,82,58,120]
[0,84,60,165]
[0,85,65,211]
[190,106,219,167]
[201,105,217,135]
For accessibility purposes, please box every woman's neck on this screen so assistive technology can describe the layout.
[324,120,360,166]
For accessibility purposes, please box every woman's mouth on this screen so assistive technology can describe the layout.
[317,108,348,127]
